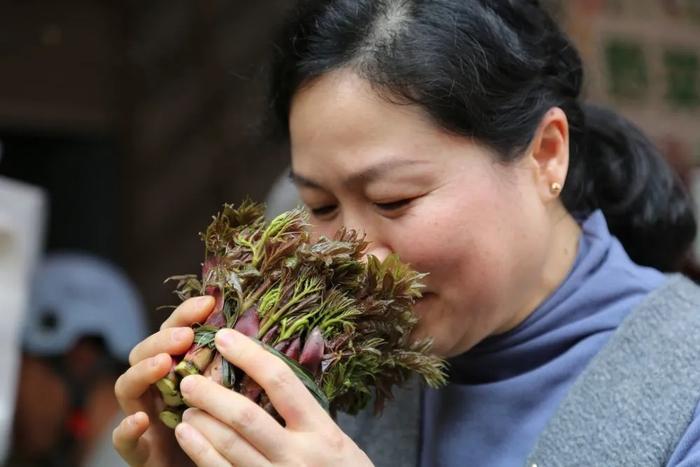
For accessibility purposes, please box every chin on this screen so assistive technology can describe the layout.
[411,295,464,357]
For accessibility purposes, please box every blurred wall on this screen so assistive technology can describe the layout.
[0,1,123,131]
[556,0,700,169]
[122,0,290,323]
[553,0,700,272]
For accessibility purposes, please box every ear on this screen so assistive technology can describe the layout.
[526,107,570,202]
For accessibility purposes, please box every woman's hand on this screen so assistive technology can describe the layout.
[113,296,216,467]
[174,328,374,467]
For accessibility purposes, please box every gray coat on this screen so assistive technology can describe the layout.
[338,275,700,467]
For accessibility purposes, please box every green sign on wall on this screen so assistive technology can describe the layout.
[605,39,649,101]
[664,49,699,108]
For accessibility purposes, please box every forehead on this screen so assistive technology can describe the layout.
[288,69,507,189]
[289,70,443,167]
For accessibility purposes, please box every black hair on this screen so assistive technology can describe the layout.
[268,0,696,271]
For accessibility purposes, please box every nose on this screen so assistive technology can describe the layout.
[364,242,392,263]
[341,211,392,263]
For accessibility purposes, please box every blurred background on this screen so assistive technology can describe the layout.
[0,0,697,466]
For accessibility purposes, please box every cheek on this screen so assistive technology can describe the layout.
[387,213,466,281]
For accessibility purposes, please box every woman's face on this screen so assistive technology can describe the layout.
[289,70,573,357]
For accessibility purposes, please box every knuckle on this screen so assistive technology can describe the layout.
[191,436,211,457]
[280,459,303,467]
[221,430,242,455]
[265,368,296,392]
[128,334,154,366]
[235,405,258,428]
[324,429,347,452]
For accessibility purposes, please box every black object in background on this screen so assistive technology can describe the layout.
[0,132,120,262]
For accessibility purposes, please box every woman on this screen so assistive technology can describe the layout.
[113,1,700,465]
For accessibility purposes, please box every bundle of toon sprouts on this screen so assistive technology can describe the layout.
[155,201,446,427]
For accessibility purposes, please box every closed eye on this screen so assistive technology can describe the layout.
[309,205,337,217]
[375,199,412,211]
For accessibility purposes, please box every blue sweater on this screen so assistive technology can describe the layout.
[420,211,700,466]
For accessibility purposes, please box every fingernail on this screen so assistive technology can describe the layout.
[151,354,166,368]
[175,422,194,442]
[216,329,235,348]
[196,295,213,306]
[129,412,144,427]
[172,328,190,343]
[180,375,197,393]
[181,408,194,422]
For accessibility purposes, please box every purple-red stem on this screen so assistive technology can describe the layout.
[234,306,260,338]
[299,327,324,376]
[285,336,302,361]
[240,375,263,402]
[203,352,224,385]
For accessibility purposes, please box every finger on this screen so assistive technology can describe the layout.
[215,329,324,429]
[182,408,271,467]
[113,412,151,466]
[175,422,231,467]
[115,353,172,414]
[160,295,215,330]
[180,375,287,460]
[129,327,194,366]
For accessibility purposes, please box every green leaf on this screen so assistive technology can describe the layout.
[260,341,330,413]
[193,325,218,348]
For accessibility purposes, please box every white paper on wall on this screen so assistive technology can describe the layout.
[0,176,46,463]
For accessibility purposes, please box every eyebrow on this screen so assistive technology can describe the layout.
[289,159,430,190]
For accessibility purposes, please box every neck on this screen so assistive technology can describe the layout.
[502,205,582,333]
